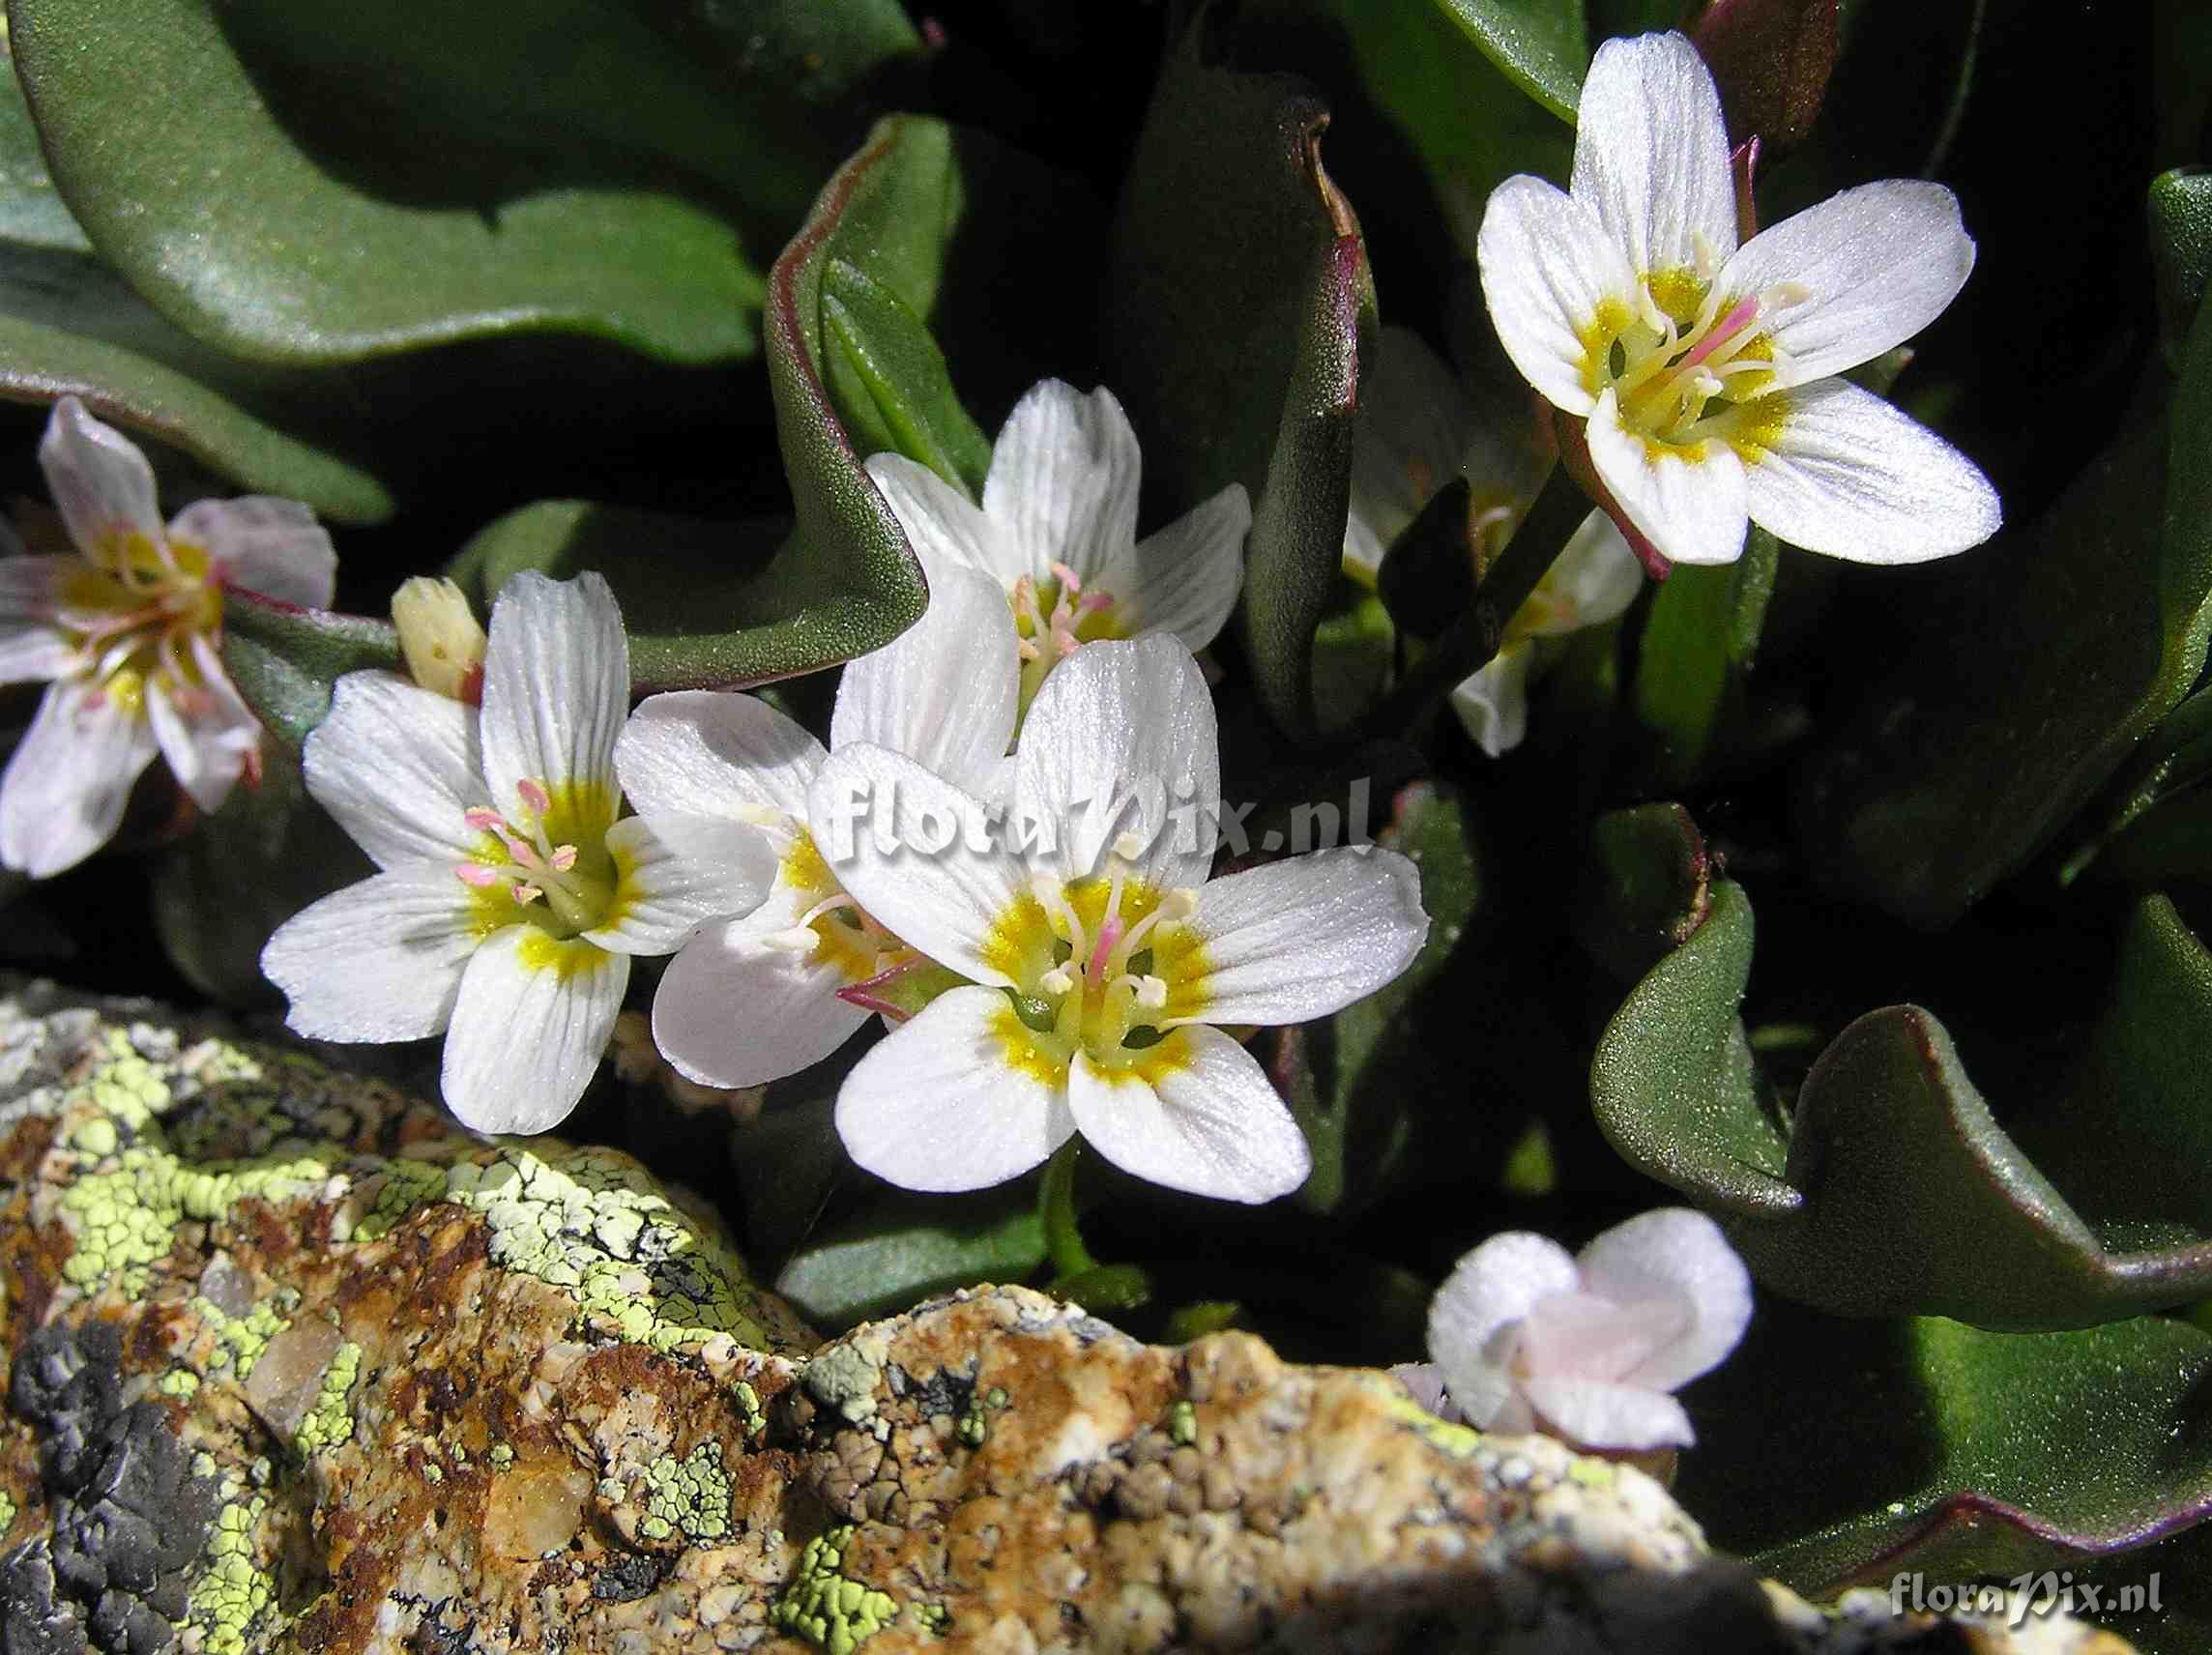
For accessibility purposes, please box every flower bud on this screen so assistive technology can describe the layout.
[392,577,486,703]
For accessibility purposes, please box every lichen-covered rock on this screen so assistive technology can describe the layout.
[0,981,2135,1654]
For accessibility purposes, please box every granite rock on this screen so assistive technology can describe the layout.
[0,981,2136,1654]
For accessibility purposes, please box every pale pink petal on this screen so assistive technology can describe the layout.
[1585,388,1750,566]
[0,679,159,877]
[146,660,259,815]
[616,689,825,825]
[1477,178,1638,419]
[1428,1233,1581,1432]
[39,396,163,562]
[1094,483,1248,654]
[652,920,872,1089]
[1066,1028,1310,1204]
[0,555,71,624]
[983,380,1142,585]
[832,564,1019,796]
[1516,1291,1689,1383]
[261,866,479,1041]
[439,925,627,1135]
[303,670,488,869]
[170,496,336,608]
[1576,1207,1754,1393]
[479,571,626,812]
[1390,1362,1456,1419]
[1518,1375,1697,1450]
[584,813,772,957]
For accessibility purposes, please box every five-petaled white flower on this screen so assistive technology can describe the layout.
[809,632,1429,1204]
[1397,1208,1752,1450]
[1345,328,1642,756]
[261,572,771,1135]
[864,379,1250,711]
[0,397,336,877]
[1478,31,1999,569]
[614,564,1021,1090]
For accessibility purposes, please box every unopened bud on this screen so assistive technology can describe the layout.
[392,577,487,703]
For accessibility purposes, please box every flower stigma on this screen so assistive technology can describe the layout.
[1010,562,1125,710]
[454,777,618,939]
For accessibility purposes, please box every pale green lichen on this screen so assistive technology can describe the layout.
[955,1383,1007,1447]
[422,1462,444,1485]
[1375,1382,1485,1458]
[640,1442,731,1542]
[771,1524,898,1655]
[915,1602,950,1636]
[193,1296,290,1379]
[803,1342,883,1424]
[188,1498,272,1655]
[1166,1398,1197,1447]
[294,1342,362,1455]
[0,1490,15,1532]
[158,1368,201,1400]
[733,1379,766,1437]
[346,1157,449,1243]
[488,1443,515,1469]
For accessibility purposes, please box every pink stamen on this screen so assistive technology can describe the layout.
[516,777,552,816]
[1077,590,1114,617]
[512,883,544,906]
[1677,296,1761,372]
[1088,915,1124,984]
[1049,562,1083,595]
[455,862,499,887]
[549,845,579,873]
[464,807,503,832]
[836,956,919,1021]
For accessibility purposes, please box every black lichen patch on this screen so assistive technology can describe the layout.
[7,1324,219,1655]
[589,1551,667,1603]
[0,1541,91,1655]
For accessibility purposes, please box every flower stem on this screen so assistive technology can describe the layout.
[1038,1138,1098,1279]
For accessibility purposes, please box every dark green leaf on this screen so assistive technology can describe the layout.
[819,258,993,497]
[729,1093,844,1265]
[220,592,401,752]
[1107,3,1375,734]
[1632,527,1777,787]
[1676,1299,2212,1597]
[2151,170,2212,369]
[7,0,913,363]
[1431,0,1587,122]
[1310,589,1396,734]
[1573,802,1714,982]
[773,1188,1045,1331]
[1376,478,1475,643]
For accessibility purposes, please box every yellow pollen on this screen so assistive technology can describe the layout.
[52,531,224,717]
[1580,268,1792,463]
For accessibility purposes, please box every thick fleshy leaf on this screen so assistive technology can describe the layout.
[1801,287,2212,926]
[1676,1300,2212,1600]
[1105,2,1375,735]
[1631,528,1778,788]
[2151,168,2212,366]
[1431,0,1587,122]
[819,257,993,499]
[773,1185,1047,1332]
[1572,802,1714,982]
[8,0,917,365]
[219,592,403,753]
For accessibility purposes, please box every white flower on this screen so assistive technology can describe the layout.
[261,572,771,1135]
[616,564,1021,1090]
[391,575,487,702]
[810,632,1430,1205]
[1404,1208,1753,1450]
[1476,31,1999,568]
[1344,329,1642,757]
[864,379,1250,710]
[0,397,336,877]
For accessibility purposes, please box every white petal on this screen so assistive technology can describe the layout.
[1013,633,1219,891]
[1449,640,1538,759]
[1745,379,2000,565]
[1720,181,1974,385]
[1476,177,1638,418]
[832,564,1019,796]
[615,689,824,825]
[1177,847,1427,1026]
[1427,1233,1581,1431]
[0,555,69,624]
[1389,1362,1457,1420]
[1518,1375,1696,1450]
[39,396,163,561]
[479,570,626,811]
[584,813,772,956]
[1066,1029,1310,1204]
[303,670,488,869]
[1586,389,1749,566]
[864,451,1023,589]
[1576,1207,1754,1393]
[983,380,1141,584]
[834,985,1076,1191]
[0,680,158,877]
[0,624,72,685]
[260,866,478,1041]
[439,926,627,1135]
[652,920,872,1089]
[1096,483,1248,653]
[146,654,259,814]
[1516,1290,1689,1383]
[169,496,336,608]
[1570,32,1738,278]
[1547,510,1644,627]
[805,744,1022,985]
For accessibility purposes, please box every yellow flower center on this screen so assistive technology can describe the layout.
[455,778,621,941]
[1580,268,1799,464]
[980,847,1209,1085]
[1011,562,1126,712]
[758,828,906,985]
[57,533,223,718]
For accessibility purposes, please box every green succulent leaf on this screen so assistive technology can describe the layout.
[1107,2,1375,735]
[2152,170,2212,370]
[1676,1299,2212,1598]
[819,257,993,497]
[1431,0,1587,122]
[1594,875,2212,1327]
[1801,286,2212,927]
[1632,527,1778,788]
[1573,802,1715,982]
[220,593,402,753]
[5,0,917,364]
[773,1187,1046,1332]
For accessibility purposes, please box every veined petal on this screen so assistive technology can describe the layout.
[1428,1232,1581,1432]
[864,452,1023,588]
[832,564,1019,796]
[146,654,259,814]
[439,926,627,1135]
[0,555,71,624]
[1745,378,2000,564]
[1570,32,1737,279]
[1477,178,1638,418]
[0,679,159,877]
[615,689,824,825]
[261,865,478,1041]
[983,380,1141,585]
[653,920,871,1089]
[834,985,1075,1191]
[1067,1029,1310,1204]
[304,670,489,869]
[805,744,1022,985]
[1585,389,1749,566]
[1518,1375,1696,1450]
[1720,181,1974,385]
[1577,1207,1754,1393]
[1176,847,1427,1027]
[0,624,72,685]
[1547,510,1644,628]
[39,397,163,563]
[585,812,773,956]
[1449,640,1538,760]
[1014,633,1219,891]
[480,571,626,815]
[169,496,337,608]
[1097,482,1248,654]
